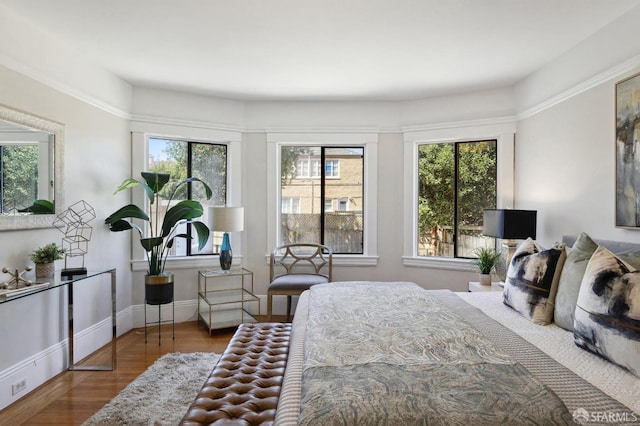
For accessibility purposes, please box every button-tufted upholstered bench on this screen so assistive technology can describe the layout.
[180,322,292,425]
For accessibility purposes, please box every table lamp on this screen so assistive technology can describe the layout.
[482,209,537,271]
[210,207,244,271]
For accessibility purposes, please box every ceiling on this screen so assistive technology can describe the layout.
[1,0,639,101]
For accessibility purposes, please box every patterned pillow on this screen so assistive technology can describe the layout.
[573,246,640,377]
[503,238,567,325]
[554,232,599,331]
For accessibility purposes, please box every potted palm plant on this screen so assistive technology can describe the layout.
[30,242,64,278]
[473,247,501,286]
[105,172,212,305]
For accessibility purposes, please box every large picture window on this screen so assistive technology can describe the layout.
[148,137,227,256]
[417,140,497,258]
[280,146,364,254]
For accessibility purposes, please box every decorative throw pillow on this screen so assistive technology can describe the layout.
[617,249,640,269]
[503,238,567,325]
[573,246,640,377]
[554,232,598,331]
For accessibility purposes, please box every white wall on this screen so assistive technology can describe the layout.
[513,7,640,248]
[515,74,640,247]
[0,65,131,409]
[2,0,640,411]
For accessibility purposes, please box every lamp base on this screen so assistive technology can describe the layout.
[219,232,232,271]
[503,239,519,270]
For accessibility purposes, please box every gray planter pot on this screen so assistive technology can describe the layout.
[35,262,55,278]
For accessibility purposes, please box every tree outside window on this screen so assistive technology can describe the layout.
[148,137,227,256]
[1,145,39,214]
[417,140,497,258]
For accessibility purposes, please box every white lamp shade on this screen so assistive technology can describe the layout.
[210,207,244,232]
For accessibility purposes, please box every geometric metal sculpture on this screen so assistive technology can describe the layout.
[53,200,95,277]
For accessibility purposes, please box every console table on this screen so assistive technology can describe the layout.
[0,269,117,371]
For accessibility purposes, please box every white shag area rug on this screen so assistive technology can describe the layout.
[83,352,220,426]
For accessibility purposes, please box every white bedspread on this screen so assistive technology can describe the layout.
[457,291,640,414]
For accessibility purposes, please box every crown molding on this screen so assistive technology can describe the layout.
[130,113,244,133]
[401,116,517,134]
[0,54,131,119]
[516,53,640,120]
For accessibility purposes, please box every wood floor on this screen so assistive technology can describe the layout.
[0,318,286,425]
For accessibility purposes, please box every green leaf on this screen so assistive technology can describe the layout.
[192,220,210,250]
[19,199,54,214]
[161,200,204,237]
[113,178,142,194]
[104,204,149,225]
[180,177,213,200]
[140,237,163,252]
[141,172,170,194]
[107,219,135,232]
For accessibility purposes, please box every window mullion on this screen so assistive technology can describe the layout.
[320,147,326,245]
[453,142,459,258]
[186,142,193,256]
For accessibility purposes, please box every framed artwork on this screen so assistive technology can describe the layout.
[615,72,640,229]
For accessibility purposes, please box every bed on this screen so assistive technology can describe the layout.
[275,276,639,425]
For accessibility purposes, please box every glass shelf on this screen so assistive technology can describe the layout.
[197,267,258,335]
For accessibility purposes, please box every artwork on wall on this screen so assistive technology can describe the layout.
[615,72,640,229]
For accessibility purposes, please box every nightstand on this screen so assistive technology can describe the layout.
[468,281,504,292]
[197,268,259,335]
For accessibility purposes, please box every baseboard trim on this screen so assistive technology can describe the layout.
[0,296,276,410]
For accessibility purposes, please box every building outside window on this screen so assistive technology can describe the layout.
[280,146,364,254]
[147,137,227,256]
[417,140,497,258]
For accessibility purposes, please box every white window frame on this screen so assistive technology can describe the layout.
[402,122,515,271]
[267,132,378,266]
[130,124,242,271]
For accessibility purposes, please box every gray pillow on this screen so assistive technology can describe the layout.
[554,232,598,331]
[617,249,640,269]
[574,246,640,377]
[503,238,567,325]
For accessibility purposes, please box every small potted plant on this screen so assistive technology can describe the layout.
[473,247,501,286]
[30,242,64,278]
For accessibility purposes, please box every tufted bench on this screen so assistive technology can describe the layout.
[180,322,292,426]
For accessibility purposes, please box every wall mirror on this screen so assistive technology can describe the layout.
[0,103,64,230]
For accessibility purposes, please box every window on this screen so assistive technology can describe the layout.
[337,197,349,211]
[325,160,340,178]
[1,144,39,213]
[295,157,321,178]
[147,137,227,256]
[282,197,301,214]
[281,146,364,254]
[417,140,497,258]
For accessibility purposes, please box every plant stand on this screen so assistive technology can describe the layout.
[144,295,175,346]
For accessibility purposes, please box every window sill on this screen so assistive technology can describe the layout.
[263,254,378,267]
[402,256,476,272]
[131,255,243,272]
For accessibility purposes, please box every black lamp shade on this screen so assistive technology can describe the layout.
[483,209,537,240]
